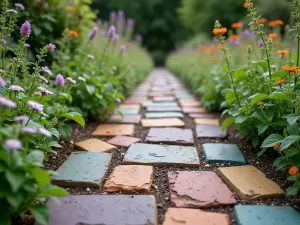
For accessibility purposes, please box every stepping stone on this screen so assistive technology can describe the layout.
[126,96,148,101]
[107,135,141,147]
[124,143,200,166]
[132,92,147,97]
[75,138,116,153]
[234,205,300,225]
[107,115,141,124]
[216,165,285,199]
[52,152,111,187]
[144,102,178,108]
[202,143,246,165]
[168,171,237,208]
[46,195,157,225]
[182,107,208,114]
[145,112,184,119]
[176,95,194,99]
[119,104,140,109]
[115,108,139,115]
[195,118,220,126]
[163,208,230,225]
[180,101,200,107]
[148,92,174,97]
[153,96,176,102]
[151,87,171,92]
[92,124,135,136]
[142,118,185,128]
[104,165,153,193]
[179,99,198,104]
[125,99,149,104]
[145,128,194,145]
[169,83,184,89]
[146,107,182,112]
[189,113,219,118]
[196,124,227,138]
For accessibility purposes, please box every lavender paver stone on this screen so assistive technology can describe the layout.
[51,152,111,187]
[145,112,184,119]
[143,102,178,108]
[45,195,157,225]
[196,124,227,138]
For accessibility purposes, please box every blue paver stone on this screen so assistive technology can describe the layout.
[145,112,184,119]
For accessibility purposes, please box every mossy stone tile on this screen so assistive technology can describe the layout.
[234,205,300,225]
[123,143,200,166]
[107,115,141,124]
[46,195,157,225]
[75,138,116,153]
[141,118,185,128]
[202,143,246,165]
[52,152,111,187]
[115,108,140,115]
[145,112,184,119]
[196,124,227,138]
[92,124,135,136]
[216,165,285,200]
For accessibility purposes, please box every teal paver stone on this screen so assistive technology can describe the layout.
[124,143,200,166]
[202,143,246,165]
[132,92,148,96]
[116,108,140,115]
[145,112,184,119]
[143,102,178,108]
[234,205,300,225]
[176,95,194,99]
[52,152,112,187]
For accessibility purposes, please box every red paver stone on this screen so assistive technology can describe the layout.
[168,171,237,208]
[182,107,208,114]
[107,115,141,124]
[147,107,182,112]
[153,96,176,102]
[107,135,141,147]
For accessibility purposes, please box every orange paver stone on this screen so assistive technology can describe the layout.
[195,118,220,126]
[141,118,185,128]
[119,104,141,110]
[75,138,116,153]
[92,124,135,136]
[162,208,230,225]
[104,165,153,193]
[182,107,208,114]
[180,101,200,107]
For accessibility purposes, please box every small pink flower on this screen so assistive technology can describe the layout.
[4,139,22,150]
[39,128,52,137]
[9,85,24,92]
[66,77,76,85]
[41,66,52,75]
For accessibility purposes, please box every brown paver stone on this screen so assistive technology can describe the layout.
[162,208,230,225]
[141,118,185,128]
[107,135,141,147]
[195,118,220,126]
[119,104,140,109]
[146,107,182,112]
[153,96,176,102]
[75,138,116,153]
[168,171,237,208]
[145,128,194,145]
[104,165,153,193]
[216,165,285,199]
[92,124,135,136]
[107,115,141,124]
[179,99,198,104]
[182,107,208,114]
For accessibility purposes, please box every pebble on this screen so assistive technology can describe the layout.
[164,197,169,201]
[205,164,210,167]
[86,188,91,192]
[152,184,158,190]
[121,153,125,156]
[157,204,163,208]
[70,140,74,144]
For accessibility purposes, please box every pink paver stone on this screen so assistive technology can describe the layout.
[153,96,176,102]
[107,115,141,124]
[146,107,182,112]
[182,107,208,114]
[107,136,141,147]
[168,171,237,208]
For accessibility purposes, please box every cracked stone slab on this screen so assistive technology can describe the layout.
[104,165,153,193]
[145,112,184,119]
[146,107,182,112]
[123,143,200,166]
[46,195,157,225]
[115,108,140,115]
[195,118,220,126]
[52,152,111,187]
[142,118,185,128]
[119,104,141,110]
[202,143,246,165]
[92,124,135,136]
[107,135,141,147]
[168,171,237,208]
[145,128,194,145]
[75,138,116,153]
[234,205,300,225]
[216,165,285,200]
[182,107,208,114]
[153,96,176,102]
[162,208,230,225]
[196,124,227,138]
[107,115,141,124]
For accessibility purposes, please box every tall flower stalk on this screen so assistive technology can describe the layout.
[291,0,300,67]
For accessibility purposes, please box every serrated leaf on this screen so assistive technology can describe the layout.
[49,141,62,148]
[5,170,25,192]
[235,116,248,124]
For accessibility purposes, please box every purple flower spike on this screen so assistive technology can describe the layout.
[258,39,264,47]
[27,100,44,112]
[118,11,124,19]
[40,76,48,83]
[55,74,65,86]
[120,44,126,53]
[4,139,22,150]
[41,66,52,76]
[1,39,6,45]
[24,43,30,48]
[107,25,116,38]
[23,127,37,134]
[0,76,6,87]
[20,21,31,38]
[110,11,117,23]
[15,115,29,122]
[39,128,52,137]
[48,43,55,52]
[89,26,98,41]
[6,9,17,14]
[9,85,24,92]
[136,34,142,42]
[15,3,25,11]
[0,96,16,108]
[112,34,119,43]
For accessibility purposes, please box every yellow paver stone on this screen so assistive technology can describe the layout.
[75,138,116,153]
[92,124,135,136]
[141,118,185,128]
[195,118,220,126]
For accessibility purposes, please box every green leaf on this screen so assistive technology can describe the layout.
[30,168,51,188]
[86,85,95,95]
[269,92,289,101]
[29,204,49,225]
[5,170,25,192]
[280,135,300,151]
[286,186,298,196]
[49,128,60,139]
[225,90,236,105]
[61,112,85,127]
[6,192,23,209]
[285,113,300,124]
[258,124,269,135]
[261,134,283,148]
[58,124,72,139]
[25,151,44,167]
[0,202,11,225]
[42,185,68,197]
[58,93,72,103]
[270,70,286,81]
[249,93,269,106]
[49,141,62,148]
[252,135,259,148]
[235,116,248,124]
[221,118,234,131]
[257,147,267,157]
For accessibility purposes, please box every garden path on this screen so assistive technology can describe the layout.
[46,68,300,225]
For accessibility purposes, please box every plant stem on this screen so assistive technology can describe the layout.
[100,39,111,65]
[259,32,272,79]
[297,36,300,67]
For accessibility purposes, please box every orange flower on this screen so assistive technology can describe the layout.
[283,65,298,73]
[203,60,209,65]
[273,40,280,45]
[231,22,242,29]
[69,30,78,37]
[268,21,277,27]
[275,79,285,85]
[257,18,267,24]
[244,1,252,8]
[193,52,199,56]
[229,34,240,40]
[200,45,208,51]
[257,101,264,106]
[268,33,278,39]
[211,56,219,61]
[273,143,280,149]
[70,7,76,12]
[289,166,299,176]
[277,50,289,56]
[213,27,227,36]
[275,20,284,25]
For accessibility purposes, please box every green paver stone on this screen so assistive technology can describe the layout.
[234,205,300,225]
[52,152,111,187]
[145,112,184,119]
[115,108,140,115]
[202,143,246,165]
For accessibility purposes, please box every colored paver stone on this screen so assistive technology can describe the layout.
[144,102,178,108]
[142,118,185,128]
[163,208,230,225]
[189,113,219,118]
[145,112,184,119]
[153,96,175,102]
[182,107,208,114]
[124,143,200,166]
[46,195,157,225]
[195,118,220,126]
[180,101,200,107]
[52,152,111,187]
[149,92,174,97]
[176,95,194,99]
[132,92,148,96]
[92,124,135,136]
[216,165,285,199]
[202,143,246,165]
[119,104,140,109]
[146,107,182,112]
[75,138,116,153]
[196,124,227,138]
[234,205,300,225]
[115,108,139,115]
[107,135,141,147]
[145,128,194,145]
[168,171,237,208]
[107,114,141,124]
[104,165,153,193]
